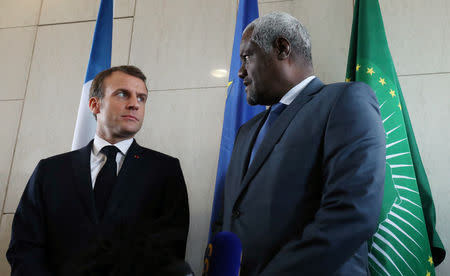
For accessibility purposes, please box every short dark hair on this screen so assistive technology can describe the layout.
[89,65,147,99]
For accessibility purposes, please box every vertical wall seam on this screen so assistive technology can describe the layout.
[1,0,44,216]
[127,0,138,65]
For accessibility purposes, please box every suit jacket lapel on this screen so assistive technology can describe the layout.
[226,113,268,207]
[237,78,325,201]
[71,140,98,224]
[103,139,142,219]
[240,111,269,180]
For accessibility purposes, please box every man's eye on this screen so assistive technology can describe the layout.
[118,91,127,97]
[138,96,147,103]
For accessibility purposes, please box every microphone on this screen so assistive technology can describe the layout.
[203,232,242,276]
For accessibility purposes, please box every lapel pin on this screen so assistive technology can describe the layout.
[134,155,140,159]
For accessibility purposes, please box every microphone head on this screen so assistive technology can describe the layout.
[204,231,242,276]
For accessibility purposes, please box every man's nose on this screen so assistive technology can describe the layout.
[127,95,139,110]
[238,64,246,79]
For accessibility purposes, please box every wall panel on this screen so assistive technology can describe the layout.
[380,0,450,76]
[0,27,36,100]
[130,0,234,91]
[0,101,23,213]
[0,0,41,28]
[39,0,135,25]
[0,215,14,275]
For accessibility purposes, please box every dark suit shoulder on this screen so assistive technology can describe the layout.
[37,148,83,169]
[322,81,375,96]
[43,150,77,162]
[313,81,377,109]
[134,144,180,165]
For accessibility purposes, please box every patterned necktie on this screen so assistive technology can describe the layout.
[94,145,119,219]
[249,102,287,165]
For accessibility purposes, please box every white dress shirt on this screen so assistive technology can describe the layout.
[279,75,316,106]
[90,135,133,188]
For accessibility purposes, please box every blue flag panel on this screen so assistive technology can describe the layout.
[209,0,265,239]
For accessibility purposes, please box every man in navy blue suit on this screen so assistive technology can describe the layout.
[215,12,386,275]
[7,66,190,275]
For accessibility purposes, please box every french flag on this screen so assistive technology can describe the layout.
[72,0,113,150]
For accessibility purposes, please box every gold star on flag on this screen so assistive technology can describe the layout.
[428,256,433,265]
[346,78,351,82]
[367,67,375,75]
[356,64,361,71]
[426,271,431,276]
[398,103,402,110]
[227,81,233,87]
[389,89,396,97]
[379,78,386,85]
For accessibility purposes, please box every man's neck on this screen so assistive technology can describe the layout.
[95,132,134,145]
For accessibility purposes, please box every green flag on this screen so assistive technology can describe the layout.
[345,0,446,275]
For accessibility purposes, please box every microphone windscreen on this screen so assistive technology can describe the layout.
[205,231,242,276]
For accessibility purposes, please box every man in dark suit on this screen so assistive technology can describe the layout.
[214,12,386,275]
[7,66,190,275]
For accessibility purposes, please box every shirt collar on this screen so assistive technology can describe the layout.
[279,75,316,106]
[92,135,134,156]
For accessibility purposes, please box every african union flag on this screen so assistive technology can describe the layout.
[345,0,445,275]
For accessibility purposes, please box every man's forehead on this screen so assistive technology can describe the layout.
[240,30,254,50]
[105,71,147,89]
[106,71,139,81]
[240,38,261,56]
[103,71,148,94]
[242,27,253,39]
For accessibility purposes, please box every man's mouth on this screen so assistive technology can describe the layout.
[122,115,138,121]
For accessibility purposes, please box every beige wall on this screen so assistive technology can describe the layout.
[0,0,448,275]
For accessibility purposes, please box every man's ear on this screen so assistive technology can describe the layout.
[274,37,291,60]
[89,97,101,116]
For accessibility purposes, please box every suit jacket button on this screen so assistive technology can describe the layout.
[232,209,240,218]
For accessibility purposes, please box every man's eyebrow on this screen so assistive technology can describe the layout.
[113,88,147,94]
[137,91,148,96]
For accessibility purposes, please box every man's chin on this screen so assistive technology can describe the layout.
[118,126,141,139]
[246,93,258,106]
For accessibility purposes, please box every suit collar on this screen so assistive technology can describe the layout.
[279,75,316,105]
[239,112,269,182]
[92,135,134,156]
[234,78,325,206]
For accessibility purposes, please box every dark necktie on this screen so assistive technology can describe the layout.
[249,102,287,165]
[94,145,119,219]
